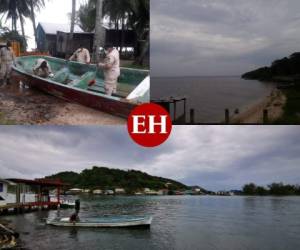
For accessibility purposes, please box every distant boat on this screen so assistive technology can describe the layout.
[46,215,153,228]
[12,56,150,118]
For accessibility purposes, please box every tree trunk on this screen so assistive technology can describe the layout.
[136,33,149,66]
[19,11,26,38]
[70,0,76,37]
[92,0,105,63]
[30,0,38,48]
[69,0,76,55]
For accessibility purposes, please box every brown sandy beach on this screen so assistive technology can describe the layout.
[230,88,286,124]
[0,83,126,125]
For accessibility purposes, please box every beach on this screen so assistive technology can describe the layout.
[0,83,126,125]
[151,76,275,123]
[230,89,286,124]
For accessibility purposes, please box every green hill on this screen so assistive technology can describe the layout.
[242,52,300,81]
[46,166,187,191]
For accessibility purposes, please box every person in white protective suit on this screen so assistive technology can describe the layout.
[0,41,16,85]
[98,44,120,96]
[69,45,91,64]
[33,58,54,78]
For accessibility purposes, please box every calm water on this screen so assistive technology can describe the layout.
[151,76,275,123]
[3,196,300,250]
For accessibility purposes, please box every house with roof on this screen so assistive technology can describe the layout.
[0,179,16,206]
[36,22,136,58]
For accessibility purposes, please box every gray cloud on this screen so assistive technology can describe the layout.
[0,126,300,191]
[151,0,300,76]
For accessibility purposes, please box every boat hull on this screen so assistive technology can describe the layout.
[46,216,153,228]
[11,70,136,119]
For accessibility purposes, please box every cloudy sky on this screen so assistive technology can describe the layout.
[1,0,87,50]
[151,0,300,77]
[0,126,299,191]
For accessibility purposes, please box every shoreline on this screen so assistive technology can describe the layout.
[229,88,286,124]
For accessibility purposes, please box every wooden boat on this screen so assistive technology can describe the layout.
[46,215,153,228]
[11,56,150,118]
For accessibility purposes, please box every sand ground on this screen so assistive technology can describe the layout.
[230,88,286,124]
[0,82,126,125]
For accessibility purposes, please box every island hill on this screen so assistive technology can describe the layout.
[242,52,300,82]
[46,166,210,196]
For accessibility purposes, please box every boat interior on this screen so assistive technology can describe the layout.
[15,56,149,100]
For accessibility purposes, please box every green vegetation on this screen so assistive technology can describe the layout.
[243,183,300,196]
[275,84,300,124]
[46,166,187,192]
[77,0,149,65]
[242,52,300,81]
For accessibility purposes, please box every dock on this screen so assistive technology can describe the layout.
[0,202,60,216]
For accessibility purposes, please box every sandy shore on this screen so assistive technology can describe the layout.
[0,83,126,125]
[230,88,286,124]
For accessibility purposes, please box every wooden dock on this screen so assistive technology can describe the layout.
[0,202,60,216]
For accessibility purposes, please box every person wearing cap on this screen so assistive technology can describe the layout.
[0,41,16,85]
[69,45,91,64]
[33,58,54,78]
[98,44,120,96]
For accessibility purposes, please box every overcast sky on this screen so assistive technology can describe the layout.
[0,126,299,191]
[151,0,300,77]
[1,0,87,50]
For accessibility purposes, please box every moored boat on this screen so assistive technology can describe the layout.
[11,56,150,118]
[46,215,153,228]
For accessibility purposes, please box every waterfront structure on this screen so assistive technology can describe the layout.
[0,179,16,206]
[93,189,103,195]
[36,22,136,58]
[0,178,68,214]
[115,188,126,194]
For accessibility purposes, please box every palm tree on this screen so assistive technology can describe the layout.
[79,0,149,64]
[92,0,105,62]
[70,0,76,39]
[0,0,31,33]
[29,0,45,47]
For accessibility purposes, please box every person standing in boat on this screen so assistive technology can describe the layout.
[33,58,54,78]
[0,41,16,86]
[98,44,120,96]
[69,199,80,225]
[69,45,91,64]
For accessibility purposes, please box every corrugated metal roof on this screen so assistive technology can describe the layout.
[39,22,84,34]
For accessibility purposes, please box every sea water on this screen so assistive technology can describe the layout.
[3,195,300,250]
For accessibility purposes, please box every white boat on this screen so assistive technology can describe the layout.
[46,215,153,228]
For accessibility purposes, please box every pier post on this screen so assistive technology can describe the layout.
[225,109,230,124]
[183,98,187,124]
[190,109,195,124]
[174,101,177,121]
[263,109,269,124]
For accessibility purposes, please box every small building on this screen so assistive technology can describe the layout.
[115,188,126,194]
[36,22,137,58]
[104,190,114,195]
[7,178,68,205]
[36,22,84,56]
[0,179,17,206]
[67,188,83,195]
[93,189,103,195]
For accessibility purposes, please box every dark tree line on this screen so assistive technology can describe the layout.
[242,52,300,80]
[243,182,300,196]
[46,166,187,192]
